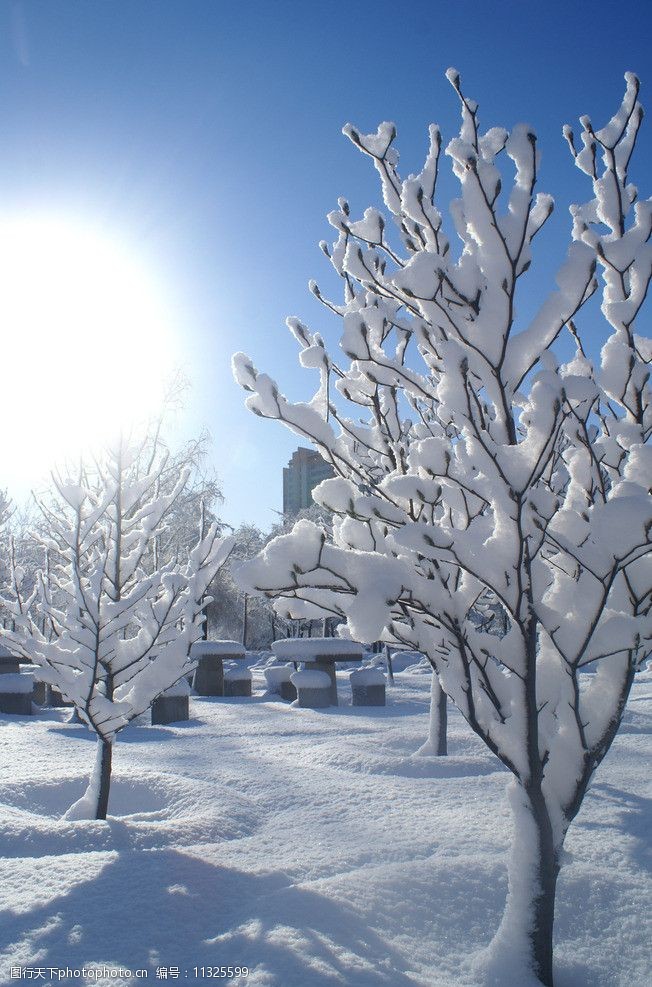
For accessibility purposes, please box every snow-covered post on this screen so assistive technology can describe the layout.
[383,645,395,685]
[233,74,651,986]
[1,434,233,820]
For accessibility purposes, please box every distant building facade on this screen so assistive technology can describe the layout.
[283,447,335,516]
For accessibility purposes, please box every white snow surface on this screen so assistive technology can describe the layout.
[386,651,430,673]
[0,670,649,987]
[350,668,386,686]
[272,638,364,659]
[0,673,34,694]
[190,641,246,657]
[161,679,192,698]
[224,667,253,682]
[289,669,331,688]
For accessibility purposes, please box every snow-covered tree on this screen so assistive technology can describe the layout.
[0,489,11,532]
[145,425,224,567]
[1,433,233,820]
[233,73,651,985]
[0,489,14,618]
[207,522,270,646]
[211,514,338,649]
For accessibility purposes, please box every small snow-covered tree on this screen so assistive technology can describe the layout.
[233,73,651,985]
[207,523,266,644]
[0,489,14,618]
[0,488,11,534]
[213,516,337,648]
[2,433,233,820]
[145,425,224,567]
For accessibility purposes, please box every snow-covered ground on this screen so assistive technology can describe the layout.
[1,666,650,987]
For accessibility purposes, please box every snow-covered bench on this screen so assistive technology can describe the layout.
[9,664,47,705]
[0,672,33,715]
[272,638,364,706]
[151,679,190,725]
[290,669,332,709]
[48,686,74,707]
[224,666,252,698]
[350,668,386,706]
[190,640,246,696]
[15,664,70,707]
[264,665,297,702]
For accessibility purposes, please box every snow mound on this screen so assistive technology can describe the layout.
[264,666,294,686]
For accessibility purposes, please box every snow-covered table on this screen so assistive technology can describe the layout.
[190,640,247,697]
[0,671,33,715]
[0,644,20,675]
[271,638,364,706]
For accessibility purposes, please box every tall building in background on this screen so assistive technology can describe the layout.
[283,447,335,516]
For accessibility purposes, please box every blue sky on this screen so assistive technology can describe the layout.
[1,0,650,529]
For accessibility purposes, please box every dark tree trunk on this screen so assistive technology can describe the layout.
[95,738,113,820]
[436,682,447,755]
[518,601,559,985]
[94,670,115,820]
[201,599,209,640]
[526,788,560,986]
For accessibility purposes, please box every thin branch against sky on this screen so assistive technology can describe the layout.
[0,0,649,529]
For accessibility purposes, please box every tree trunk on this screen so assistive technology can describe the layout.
[488,781,561,987]
[95,737,113,820]
[435,679,447,755]
[527,788,560,987]
[94,671,115,819]
[201,598,209,640]
[65,735,114,820]
[416,669,447,755]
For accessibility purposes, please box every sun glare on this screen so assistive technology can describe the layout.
[0,216,179,488]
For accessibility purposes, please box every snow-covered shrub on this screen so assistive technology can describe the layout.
[1,433,233,820]
[234,73,651,985]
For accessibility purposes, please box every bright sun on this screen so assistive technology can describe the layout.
[0,216,179,488]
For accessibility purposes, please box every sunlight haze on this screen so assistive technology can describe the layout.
[0,215,178,489]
